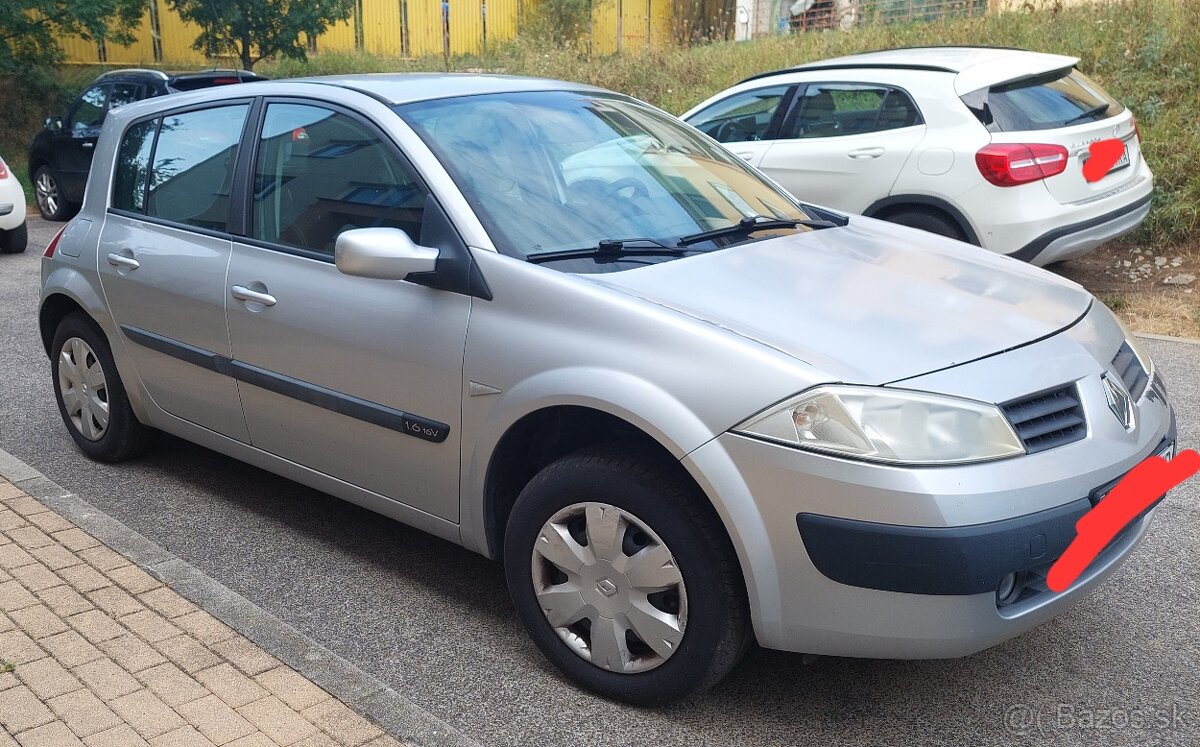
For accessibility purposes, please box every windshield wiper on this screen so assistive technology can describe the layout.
[1063,104,1110,126]
[677,215,837,247]
[527,238,686,264]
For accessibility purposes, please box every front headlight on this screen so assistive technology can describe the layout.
[734,385,1025,465]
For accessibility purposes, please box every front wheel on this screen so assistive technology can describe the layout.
[51,313,155,462]
[33,166,74,221]
[504,447,750,704]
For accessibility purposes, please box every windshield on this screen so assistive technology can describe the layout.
[395,91,814,265]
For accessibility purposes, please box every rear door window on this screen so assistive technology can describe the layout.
[780,83,921,139]
[147,104,250,231]
[962,68,1122,132]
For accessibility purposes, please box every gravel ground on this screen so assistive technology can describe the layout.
[1,218,1197,747]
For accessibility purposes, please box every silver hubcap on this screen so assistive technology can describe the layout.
[531,502,687,673]
[58,337,109,441]
[36,172,59,216]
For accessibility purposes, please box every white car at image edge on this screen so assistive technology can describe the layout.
[682,46,1153,265]
[0,154,28,254]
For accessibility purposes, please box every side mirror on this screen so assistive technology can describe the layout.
[334,228,439,281]
[45,117,63,132]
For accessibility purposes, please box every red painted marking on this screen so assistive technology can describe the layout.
[1047,449,1200,592]
[1081,138,1126,183]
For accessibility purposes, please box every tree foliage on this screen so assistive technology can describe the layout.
[0,0,147,73]
[164,0,355,71]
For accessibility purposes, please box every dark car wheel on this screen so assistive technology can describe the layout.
[0,222,26,254]
[51,313,156,462]
[884,209,968,243]
[504,446,750,705]
[33,166,75,221]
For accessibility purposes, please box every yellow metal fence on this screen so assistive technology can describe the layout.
[63,0,673,64]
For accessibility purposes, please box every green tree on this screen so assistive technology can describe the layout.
[164,0,355,71]
[0,0,147,73]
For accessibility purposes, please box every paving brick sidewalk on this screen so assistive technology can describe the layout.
[0,478,405,747]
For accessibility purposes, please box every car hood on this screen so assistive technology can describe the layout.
[588,220,1093,384]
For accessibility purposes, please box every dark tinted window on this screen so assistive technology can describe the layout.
[70,85,108,130]
[781,84,921,139]
[109,83,143,110]
[962,68,1121,132]
[112,120,157,212]
[251,103,427,256]
[148,104,248,231]
[685,86,790,143]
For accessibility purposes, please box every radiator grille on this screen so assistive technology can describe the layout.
[1002,385,1086,454]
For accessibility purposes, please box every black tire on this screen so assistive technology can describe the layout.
[0,222,26,254]
[50,313,156,462]
[883,209,969,243]
[33,166,75,222]
[504,446,750,705]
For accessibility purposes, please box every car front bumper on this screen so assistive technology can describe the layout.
[682,368,1175,658]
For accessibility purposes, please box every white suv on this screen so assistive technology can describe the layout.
[682,46,1153,265]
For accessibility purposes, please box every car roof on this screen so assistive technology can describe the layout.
[742,46,1080,95]
[295,73,607,105]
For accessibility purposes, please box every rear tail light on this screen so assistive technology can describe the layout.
[44,225,68,258]
[0,157,8,180]
[975,143,1069,187]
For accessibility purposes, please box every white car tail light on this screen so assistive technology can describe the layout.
[975,143,1069,187]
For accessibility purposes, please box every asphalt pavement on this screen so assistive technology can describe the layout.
[2,217,1198,746]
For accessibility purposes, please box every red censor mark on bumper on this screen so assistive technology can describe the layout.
[1081,138,1126,183]
[1047,449,1200,592]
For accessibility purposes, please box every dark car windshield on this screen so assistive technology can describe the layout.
[961,67,1123,132]
[395,91,814,264]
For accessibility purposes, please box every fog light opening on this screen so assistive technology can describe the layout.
[996,572,1022,606]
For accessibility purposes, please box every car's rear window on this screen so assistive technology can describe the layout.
[960,68,1122,132]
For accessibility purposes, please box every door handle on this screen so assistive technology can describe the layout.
[106,252,140,270]
[231,284,277,307]
[82,142,95,149]
[735,151,755,161]
[848,147,885,159]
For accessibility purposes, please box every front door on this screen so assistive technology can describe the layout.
[683,84,793,168]
[98,102,253,441]
[226,101,471,520]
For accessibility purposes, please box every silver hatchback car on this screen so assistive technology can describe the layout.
[39,74,1175,704]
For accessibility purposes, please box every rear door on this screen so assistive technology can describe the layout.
[57,84,109,202]
[98,101,254,441]
[756,82,925,210]
[683,84,794,167]
[961,68,1142,204]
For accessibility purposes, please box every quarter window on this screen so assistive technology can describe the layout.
[781,84,921,139]
[685,86,791,143]
[69,85,108,130]
[147,104,249,232]
[251,103,428,257]
[112,120,157,213]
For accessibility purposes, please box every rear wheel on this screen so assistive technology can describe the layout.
[51,313,155,462]
[883,209,968,243]
[34,166,74,221]
[504,446,749,704]
[0,222,26,254]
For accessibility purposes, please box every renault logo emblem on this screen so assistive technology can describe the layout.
[1101,373,1135,431]
[595,578,618,597]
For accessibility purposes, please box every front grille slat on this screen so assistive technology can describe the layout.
[1112,342,1149,400]
[1002,384,1087,454]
